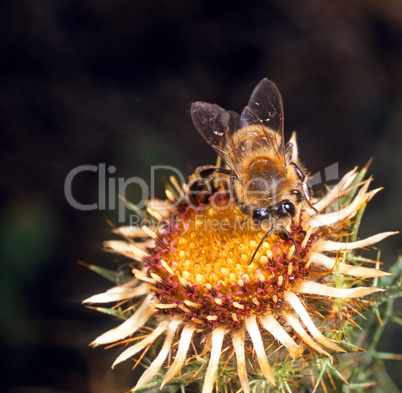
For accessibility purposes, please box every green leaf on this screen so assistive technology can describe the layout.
[80,261,131,283]
[334,340,363,353]
[349,203,367,243]
[90,306,129,320]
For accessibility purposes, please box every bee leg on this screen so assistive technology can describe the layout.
[285,142,293,155]
[239,215,249,227]
[282,227,301,262]
[229,175,250,227]
[290,162,318,214]
[249,227,274,265]
[190,166,233,201]
[230,174,245,210]
[195,165,232,179]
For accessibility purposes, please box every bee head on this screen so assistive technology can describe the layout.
[252,200,296,225]
[252,207,271,225]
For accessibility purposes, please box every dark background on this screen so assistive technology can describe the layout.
[1,1,401,392]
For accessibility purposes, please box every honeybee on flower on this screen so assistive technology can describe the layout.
[191,78,316,264]
[84,80,397,393]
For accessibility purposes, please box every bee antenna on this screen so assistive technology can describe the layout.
[249,228,274,265]
[282,227,301,262]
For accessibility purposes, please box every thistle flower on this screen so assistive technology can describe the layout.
[84,155,397,392]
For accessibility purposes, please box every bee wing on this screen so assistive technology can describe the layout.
[240,78,285,165]
[191,102,242,178]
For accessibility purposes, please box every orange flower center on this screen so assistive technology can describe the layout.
[147,199,315,328]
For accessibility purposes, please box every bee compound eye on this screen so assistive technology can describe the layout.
[276,200,295,217]
[282,201,296,217]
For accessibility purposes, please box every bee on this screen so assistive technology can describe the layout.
[191,78,316,263]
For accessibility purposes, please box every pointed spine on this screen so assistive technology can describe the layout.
[283,312,332,359]
[162,324,196,387]
[202,326,226,393]
[113,321,169,367]
[260,313,303,359]
[295,280,384,298]
[232,328,250,393]
[91,295,155,346]
[83,283,149,304]
[284,292,344,352]
[316,231,398,252]
[245,315,276,386]
[133,317,182,391]
[309,252,391,278]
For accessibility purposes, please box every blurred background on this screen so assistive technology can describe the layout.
[1,0,401,392]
